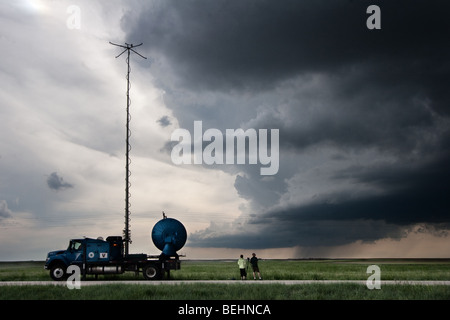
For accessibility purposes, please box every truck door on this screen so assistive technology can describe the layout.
[67,240,84,263]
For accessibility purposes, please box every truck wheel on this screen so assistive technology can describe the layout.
[50,263,67,281]
[143,264,162,280]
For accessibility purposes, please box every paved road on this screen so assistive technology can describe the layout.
[1,280,450,286]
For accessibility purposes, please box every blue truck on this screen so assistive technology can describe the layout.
[44,217,187,281]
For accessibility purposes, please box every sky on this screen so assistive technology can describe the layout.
[0,0,449,261]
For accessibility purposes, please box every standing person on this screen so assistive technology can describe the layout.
[237,254,247,280]
[250,253,262,280]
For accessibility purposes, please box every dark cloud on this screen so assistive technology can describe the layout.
[47,172,74,191]
[157,115,172,127]
[251,71,445,155]
[189,219,408,249]
[127,1,449,103]
[125,1,450,251]
[189,151,450,249]
[127,0,450,147]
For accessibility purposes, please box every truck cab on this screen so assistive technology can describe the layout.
[45,237,112,280]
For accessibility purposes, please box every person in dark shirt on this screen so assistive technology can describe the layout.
[250,252,262,280]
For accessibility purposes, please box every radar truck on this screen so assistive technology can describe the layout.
[44,216,187,281]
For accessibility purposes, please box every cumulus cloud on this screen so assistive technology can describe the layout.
[47,172,74,191]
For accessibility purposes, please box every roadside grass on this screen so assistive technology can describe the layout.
[0,261,47,281]
[1,283,449,300]
[1,259,449,300]
[170,259,450,281]
[2,259,450,281]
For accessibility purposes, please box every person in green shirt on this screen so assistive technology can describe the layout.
[237,254,247,280]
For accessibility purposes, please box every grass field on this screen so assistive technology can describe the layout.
[1,259,449,300]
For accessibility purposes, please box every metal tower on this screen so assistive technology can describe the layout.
[110,42,147,256]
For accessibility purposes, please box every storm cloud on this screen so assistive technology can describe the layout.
[127,1,448,95]
[123,0,450,251]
